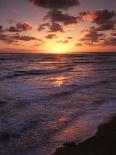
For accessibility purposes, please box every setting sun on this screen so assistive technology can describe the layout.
[44,42,74,54]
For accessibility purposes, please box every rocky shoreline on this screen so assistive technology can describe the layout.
[52,116,116,155]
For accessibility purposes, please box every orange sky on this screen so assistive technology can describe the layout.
[0,0,116,53]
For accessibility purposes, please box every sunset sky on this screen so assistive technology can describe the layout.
[0,0,116,53]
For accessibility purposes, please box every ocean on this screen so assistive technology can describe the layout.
[0,52,116,155]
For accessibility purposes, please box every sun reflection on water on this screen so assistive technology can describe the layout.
[52,76,65,87]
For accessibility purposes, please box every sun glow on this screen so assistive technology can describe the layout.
[44,41,73,54]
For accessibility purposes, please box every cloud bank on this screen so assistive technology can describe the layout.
[7,22,32,32]
[29,0,80,9]
[44,9,78,25]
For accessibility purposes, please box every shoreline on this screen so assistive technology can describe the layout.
[52,116,116,155]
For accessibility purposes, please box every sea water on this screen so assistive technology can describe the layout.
[0,52,116,155]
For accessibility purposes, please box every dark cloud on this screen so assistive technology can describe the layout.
[79,9,116,25]
[49,22,64,32]
[80,27,116,47]
[0,33,38,44]
[91,9,116,25]
[0,25,3,33]
[80,20,116,46]
[39,22,64,32]
[0,23,37,44]
[7,22,32,32]
[44,9,78,25]
[111,32,116,36]
[0,33,16,43]
[46,34,57,39]
[13,34,37,41]
[96,20,116,31]
[0,33,9,43]
[67,37,73,39]
[78,11,89,21]
[101,36,116,46]
[29,0,80,9]
[80,27,104,45]
[78,9,116,34]
[38,23,50,31]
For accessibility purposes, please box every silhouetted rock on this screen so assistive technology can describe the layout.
[0,131,20,143]
[53,117,116,155]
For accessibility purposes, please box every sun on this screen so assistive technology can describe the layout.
[52,45,67,54]
[44,42,73,54]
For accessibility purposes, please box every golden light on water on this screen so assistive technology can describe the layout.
[52,76,65,87]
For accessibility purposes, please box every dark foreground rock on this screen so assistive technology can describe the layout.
[52,116,116,155]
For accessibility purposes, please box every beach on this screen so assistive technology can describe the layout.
[53,116,116,155]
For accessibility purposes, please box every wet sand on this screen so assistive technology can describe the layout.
[53,116,116,155]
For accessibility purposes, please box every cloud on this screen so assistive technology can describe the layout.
[80,27,104,45]
[38,23,50,31]
[13,34,37,41]
[0,25,3,33]
[105,37,116,46]
[44,9,78,25]
[96,20,116,31]
[75,43,83,46]
[49,22,64,32]
[101,36,116,46]
[0,33,38,44]
[0,23,37,44]
[29,0,80,9]
[7,22,32,32]
[56,40,69,44]
[33,43,42,47]
[37,39,45,43]
[79,9,116,45]
[111,32,116,36]
[39,22,64,32]
[79,9,116,25]
[80,26,116,47]
[46,34,57,39]
[0,33,16,43]
[67,37,73,39]
[90,9,116,25]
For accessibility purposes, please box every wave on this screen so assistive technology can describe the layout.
[0,67,73,81]
[35,79,116,102]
